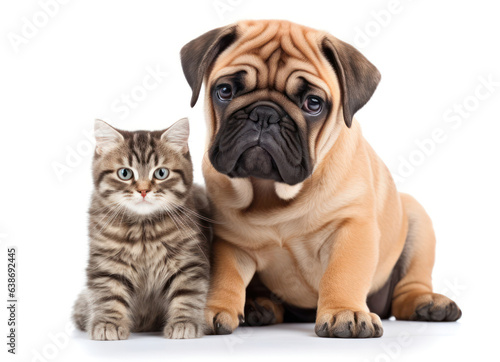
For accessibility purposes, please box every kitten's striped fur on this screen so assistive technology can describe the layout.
[73,118,211,339]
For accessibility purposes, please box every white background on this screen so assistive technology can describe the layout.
[1,0,499,361]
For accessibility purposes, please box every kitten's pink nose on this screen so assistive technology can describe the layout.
[138,189,149,198]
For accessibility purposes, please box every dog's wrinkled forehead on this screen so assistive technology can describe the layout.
[209,20,331,95]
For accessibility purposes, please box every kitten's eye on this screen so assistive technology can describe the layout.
[154,168,169,180]
[117,168,133,180]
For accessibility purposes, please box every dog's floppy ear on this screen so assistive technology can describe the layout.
[180,25,238,107]
[321,36,381,127]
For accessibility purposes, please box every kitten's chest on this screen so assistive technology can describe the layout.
[128,241,182,295]
[127,241,167,266]
[127,241,183,332]
[107,216,193,288]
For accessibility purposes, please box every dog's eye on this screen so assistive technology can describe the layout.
[117,168,133,180]
[217,84,233,101]
[302,96,323,115]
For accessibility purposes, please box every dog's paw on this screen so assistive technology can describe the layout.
[244,297,284,326]
[164,321,202,339]
[409,293,462,321]
[315,309,383,338]
[205,306,244,335]
[90,321,130,341]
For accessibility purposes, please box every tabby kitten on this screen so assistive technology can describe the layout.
[73,118,211,340]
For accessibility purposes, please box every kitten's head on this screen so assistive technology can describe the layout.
[92,118,193,216]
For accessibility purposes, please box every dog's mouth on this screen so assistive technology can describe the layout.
[228,146,282,181]
[209,101,312,185]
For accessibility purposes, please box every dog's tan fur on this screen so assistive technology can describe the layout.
[181,20,461,338]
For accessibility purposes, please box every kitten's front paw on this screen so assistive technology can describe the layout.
[164,321,203,339]
[90,321,130,341]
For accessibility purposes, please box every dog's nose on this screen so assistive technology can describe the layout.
[248,106,280,127]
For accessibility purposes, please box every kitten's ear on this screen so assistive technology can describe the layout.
[161,118,190,154]
[94,119,124,155]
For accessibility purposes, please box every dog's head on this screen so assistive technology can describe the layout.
[181,20,380,193]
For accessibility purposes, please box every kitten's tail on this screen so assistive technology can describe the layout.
[72,290,90,331]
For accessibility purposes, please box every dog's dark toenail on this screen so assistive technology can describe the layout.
[213,313,220,327]
[315,322,329,337]
[373,323,383,337]
[446,302,462,321]
[332,320,353,338]
[357,321,371,338]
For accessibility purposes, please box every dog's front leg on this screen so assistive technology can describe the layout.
[205,238,256,335]
[316,220,383,338]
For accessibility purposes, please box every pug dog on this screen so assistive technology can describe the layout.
[180,20,461,338]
